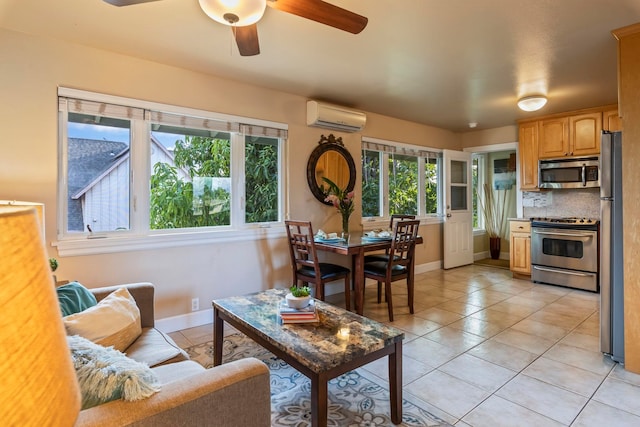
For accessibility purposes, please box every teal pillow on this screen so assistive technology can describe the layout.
[57,282,98,317]
[67,334,161,409]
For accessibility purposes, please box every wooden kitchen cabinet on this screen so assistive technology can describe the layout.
[518,121,539,190]
[603,108,622,131]
[538,117,569,158]
[570,112,602,156]
[518,104,617,190]
[538,112,602,158]
[510,220,531,278]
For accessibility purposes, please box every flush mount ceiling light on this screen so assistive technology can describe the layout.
[517,95,548,112]
[198,0,267,26]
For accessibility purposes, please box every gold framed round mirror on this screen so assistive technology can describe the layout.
[306,134,356,205]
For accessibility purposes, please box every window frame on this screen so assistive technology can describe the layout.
[472,153,488,233]
[361,137,444,229]
[55,88,288,256]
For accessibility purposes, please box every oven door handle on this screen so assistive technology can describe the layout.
[532,230,594,238]
[532,266,594,277]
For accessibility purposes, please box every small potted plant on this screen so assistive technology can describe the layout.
[286,285,312,309]
[49,258,59,283]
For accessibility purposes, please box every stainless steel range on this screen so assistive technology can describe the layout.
[530,217,600,292]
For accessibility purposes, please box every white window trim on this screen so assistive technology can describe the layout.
[361,136,444,229]
[55,88,288,256]
[52,226,287,257]
[472,153,487,233]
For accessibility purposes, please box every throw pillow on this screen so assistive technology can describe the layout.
[67,334,161,409]
[56,281,98,317]
[64,287,142,352]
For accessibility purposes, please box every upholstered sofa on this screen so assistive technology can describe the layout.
[72,282,271,427]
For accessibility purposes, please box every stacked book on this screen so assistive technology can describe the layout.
[278,299,319,324]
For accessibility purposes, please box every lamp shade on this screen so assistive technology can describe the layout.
[0,207,80,425]
[198,0,267,26]
[517,95,548,112]
[0,200,45,240]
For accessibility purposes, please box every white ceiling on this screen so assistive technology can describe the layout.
[1,0,639,132]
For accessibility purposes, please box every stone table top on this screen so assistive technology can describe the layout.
[212,288,404,374]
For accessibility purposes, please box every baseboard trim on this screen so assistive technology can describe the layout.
[155,261,444,333]
[415,260,442,274]
[475,251,509,261]
[156,308,213,334]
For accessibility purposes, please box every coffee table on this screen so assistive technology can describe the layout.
[212,288,405,427]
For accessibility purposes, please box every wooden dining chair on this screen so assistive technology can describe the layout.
[364,214,416,264]
[285,220,351,310]
[363,219,420,322]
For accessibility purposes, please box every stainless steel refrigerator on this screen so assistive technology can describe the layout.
[600,130,624,363]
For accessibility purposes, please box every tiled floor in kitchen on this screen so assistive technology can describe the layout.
[168,264,640,426]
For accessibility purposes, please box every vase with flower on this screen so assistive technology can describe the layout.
[322,177,355,241]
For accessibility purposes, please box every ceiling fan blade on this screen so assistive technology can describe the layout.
[232,25,261,56]
[267,0,368,34]
[102,0,162,6]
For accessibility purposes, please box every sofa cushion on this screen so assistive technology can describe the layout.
[68,334,161,409]
[64,287,142,352]
[56,281,98,316]
[125,327,190,367]
[152,360,205,385]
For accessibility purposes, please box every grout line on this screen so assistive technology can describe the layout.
[177,265,626,426]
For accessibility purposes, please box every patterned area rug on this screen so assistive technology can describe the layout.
[185,333,452,427]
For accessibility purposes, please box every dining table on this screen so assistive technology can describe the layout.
[313,231,422,315]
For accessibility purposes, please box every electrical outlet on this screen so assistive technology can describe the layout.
[191,297,199,312]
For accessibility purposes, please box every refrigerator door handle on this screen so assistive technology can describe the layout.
[600,131,612,198]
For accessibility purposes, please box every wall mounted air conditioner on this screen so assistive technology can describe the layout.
[306,100,366,133]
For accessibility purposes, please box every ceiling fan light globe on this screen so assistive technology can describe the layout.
[199,0,266,26]
[517,95,547,112]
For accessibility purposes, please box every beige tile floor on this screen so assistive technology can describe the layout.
[168,264,640,426]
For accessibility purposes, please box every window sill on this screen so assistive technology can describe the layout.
[53,225,286,257]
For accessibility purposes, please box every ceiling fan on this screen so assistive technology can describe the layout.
[103,0,368,56]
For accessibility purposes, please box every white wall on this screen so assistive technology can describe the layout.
[0,28,465,326]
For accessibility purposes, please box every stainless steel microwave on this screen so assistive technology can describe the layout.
[539,157,600,189]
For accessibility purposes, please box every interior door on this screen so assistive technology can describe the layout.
[443,149,473,269]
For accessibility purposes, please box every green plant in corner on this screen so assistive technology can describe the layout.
[49,258,59,272]
[476,183,511,239]
[289,285,311,297]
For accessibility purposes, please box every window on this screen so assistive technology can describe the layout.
[57,88,287,255]
[244,133,280,223]
[472,154,486,230]
[361,149,381,217]
[472,155,480,229]
[362,139,442,222]
[389,154,418,215]
[65,103,136,233]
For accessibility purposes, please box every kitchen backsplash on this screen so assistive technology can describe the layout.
[522,188,600,219]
